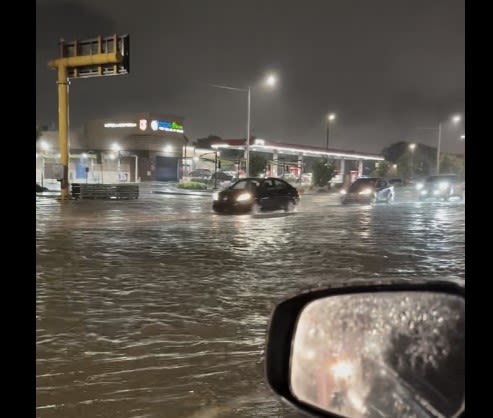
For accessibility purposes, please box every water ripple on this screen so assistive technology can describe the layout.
[36,194,464,417]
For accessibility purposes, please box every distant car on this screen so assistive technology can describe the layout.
[209,171,236,188]
[212,177,300,213]
[340,177,395,204]
[389,177,404,186]
[416,174,465,201]
[188,169,212,180]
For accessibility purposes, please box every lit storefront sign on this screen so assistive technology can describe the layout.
[150,120,184,133]
[104,122,137,128]
[102,119,184,133]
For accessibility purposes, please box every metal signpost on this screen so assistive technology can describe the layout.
[48,34,130,200]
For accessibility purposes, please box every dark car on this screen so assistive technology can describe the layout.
[188,169,212,180]
[416,174,465,201]
[209,171,236,188]
[212,177,300,213]
[340,177,394,204]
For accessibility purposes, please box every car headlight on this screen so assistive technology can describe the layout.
[213,192,219,201]
[438,182,449,190]
[236,192,252,202]
[359,188,372,195]
[416,183,424,190]
[421,190,428,195]
[340,190,347,195]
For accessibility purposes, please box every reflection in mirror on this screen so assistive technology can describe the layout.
[290,292,464,418]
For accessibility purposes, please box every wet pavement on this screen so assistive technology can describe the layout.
[36,189,465,418]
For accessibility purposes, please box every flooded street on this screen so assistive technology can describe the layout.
[36,190,465,418]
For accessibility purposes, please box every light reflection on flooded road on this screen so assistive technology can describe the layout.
[36,191,464,417]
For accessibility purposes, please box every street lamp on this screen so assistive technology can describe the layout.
[409,143,416,179]
[326,113,336,149]
[436,115,461,175]
[209,72,277,177]
[417,114,462,175]
[214,151,221,189]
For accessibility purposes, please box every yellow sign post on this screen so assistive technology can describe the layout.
[48,34,130,200]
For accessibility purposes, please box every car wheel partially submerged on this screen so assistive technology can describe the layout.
[284,200,296,212]
[251,202,262,214]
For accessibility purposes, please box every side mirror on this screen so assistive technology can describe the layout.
[265,282,464,418]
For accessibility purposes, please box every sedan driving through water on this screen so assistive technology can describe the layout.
[212,177,300,214]
[340,177,395,205]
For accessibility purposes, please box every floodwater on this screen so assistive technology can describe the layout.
[36,188,465,418]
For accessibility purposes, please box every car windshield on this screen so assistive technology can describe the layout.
[36,1,464,418]
[230,179,259,190]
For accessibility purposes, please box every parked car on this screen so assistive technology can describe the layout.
[188,169,212,180]
[212,177,300,213]
[340,177,394,204]
[209,171,236,188]
[416,174,465,201]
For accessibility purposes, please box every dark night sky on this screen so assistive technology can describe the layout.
[36,0,464,154]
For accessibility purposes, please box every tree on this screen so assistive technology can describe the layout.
[249,153,268,176]
[382,142,409,164]
[312,157,336,187]
[440,154,464,175]
[372,160,391,177]
[383,142,437,177]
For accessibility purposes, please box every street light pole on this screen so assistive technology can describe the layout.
[214,151,218,189]
[417,114,461,176]
[208,73,276,178]
[326,113,336,149]
[436,123,442,175]
[409,143,416,179]
[246,87,251,177]
[326,123,329,150]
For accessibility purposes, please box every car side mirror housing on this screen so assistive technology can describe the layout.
[265,281,464,418]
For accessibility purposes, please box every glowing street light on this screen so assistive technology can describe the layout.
[417,114,462,175]
[265,74,277,87]
[326,113,336,149]
[209,72,278,176]
[409,143,416,179]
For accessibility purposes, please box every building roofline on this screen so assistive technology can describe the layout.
[210,138,384,160]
